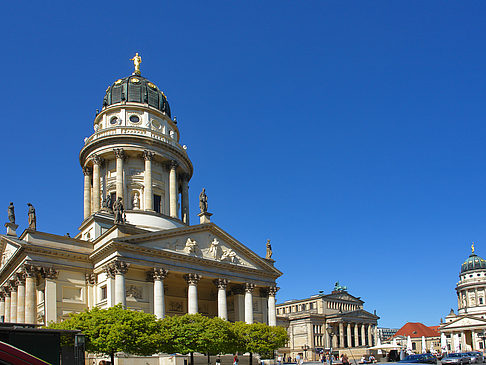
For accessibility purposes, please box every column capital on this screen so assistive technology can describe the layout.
[104,264,115,279]
[41,267,59,280]
[109,260,130,275]
[184,273,201,285]
[143,150,155,161]
[85,273,96,285]
[91,154,104,166]
[268,286,279,296]
[7,281,17,292]
[113,148,126,160]
[214,278,229,289]
[21,263,38,278]
[3,286,11,296]
[150,268,169,281]
[245,283,255,293]
[13,273,25,286]
[83,167,92,176]
[170,160,178,169]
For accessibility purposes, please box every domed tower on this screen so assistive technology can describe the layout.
[456,244,486,315]
[79,55,192,239]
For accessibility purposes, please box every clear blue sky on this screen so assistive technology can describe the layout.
[1,1,485,328]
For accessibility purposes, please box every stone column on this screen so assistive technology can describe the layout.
[332,325,338,348]
[152,268,168,319]
[354,324,359,348]
[471,330,476,351]
[111,260,129,307]
[143,150,154,211]
[42,267,59,324]
[9,283,17,323]
[184,273,201,314]
[104,265,115,307]
[16,275,25,323]
[214,279,229,320]
[0,292,4,322]
[374,325,378,347]
[169,161,178,218]
[367,324,373,348]
[268,286,278,326]
[92,155,103,212]
[244,283,255,324]
[461,331,466,351]
[114,148,125,200]
[85,274,96,309]
[83,167,92,219]
[4,289,10,323]
[347,323,352,348]
[361,324,366,346]
[339,322,344,348]
[24,264,37,324]
[181,175,190,224]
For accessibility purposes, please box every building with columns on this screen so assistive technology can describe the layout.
[440,246,486,352]
[0,58,281,328]
[276,285,379,360]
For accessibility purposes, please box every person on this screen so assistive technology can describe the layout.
[234,355,239,365]
[296,354,301,365]
[342,354,350,365]
[368,355,375,364]
[278,355,282,365]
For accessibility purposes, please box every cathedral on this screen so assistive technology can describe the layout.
[440,244,486,352]
[0,55,281,327]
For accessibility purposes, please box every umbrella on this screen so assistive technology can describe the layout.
[422,336,426,354]
[441,333,447,354]
[368,344,403,350]
[406,336,413,354]
[376,335,382,355]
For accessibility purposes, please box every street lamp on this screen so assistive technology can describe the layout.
[302,344,309,360]
[327,325,336,365]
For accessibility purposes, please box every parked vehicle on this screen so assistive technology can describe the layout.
[466,352,484,364]
[441,353,470,365]
[399,354,437,364]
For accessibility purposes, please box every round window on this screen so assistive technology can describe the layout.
[151,120,161,129]
[129,115,140,124]
[110,117,118,125]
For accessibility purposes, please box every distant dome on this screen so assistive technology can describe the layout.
[103,75,171,117]
[461,253,486,273]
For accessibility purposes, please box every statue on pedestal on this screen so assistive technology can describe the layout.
[199,188,208,213]
[113,198,125,224]
[27,203,36,230]
[130,53,142,75]
[7,203,15,224]
[266,239,273,259]
[132,193,140,209]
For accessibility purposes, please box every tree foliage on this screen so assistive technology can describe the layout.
[48,307,288,362]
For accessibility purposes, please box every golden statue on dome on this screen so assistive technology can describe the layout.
[130,52,142,75]
[472,242,475,254]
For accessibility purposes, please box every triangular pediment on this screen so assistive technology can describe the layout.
[442,315,486,330]
[115,223,281,276]
[324,292,363,304]
[341,309,379,320]
[0,236,22,273]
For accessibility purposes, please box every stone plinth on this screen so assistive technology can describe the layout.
[198,212,212,224]
[5,223,18,236]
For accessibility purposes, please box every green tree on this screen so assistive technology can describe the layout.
[232,322,288,364]
[48,304,163,364]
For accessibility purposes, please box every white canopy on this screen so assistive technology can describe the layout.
[368,343,403,350]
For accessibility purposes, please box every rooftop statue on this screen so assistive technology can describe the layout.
[334,281,347,292]
[199,188,208,213]
[7,202,15,224]
[266,239,273,259]
[472,242,475,254]
[130,52,142,75]
[27,203,36,230]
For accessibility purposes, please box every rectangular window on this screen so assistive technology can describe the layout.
[480,298,484,304]
[412,342,416,350]
[101,286,107,300]
[154,194,161,213]
[110,192,116,210]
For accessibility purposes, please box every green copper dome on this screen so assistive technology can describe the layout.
[461,253,486,273]
[103,75,171,118]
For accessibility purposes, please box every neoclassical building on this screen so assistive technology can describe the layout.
[276,285,379,360]
[440,246,486,352]
[0,56,281,327]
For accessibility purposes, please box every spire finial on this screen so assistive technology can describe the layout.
[472,242,475,254]
[130,52,142,75]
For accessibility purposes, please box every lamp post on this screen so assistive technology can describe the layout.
[302,344,309,360]
[327,325,336,365]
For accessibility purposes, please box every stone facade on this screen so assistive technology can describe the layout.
[276,289,379,360]
[0,63,281,327]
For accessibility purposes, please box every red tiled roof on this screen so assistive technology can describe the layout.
[393,322,440,338]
